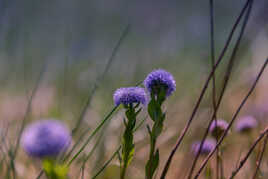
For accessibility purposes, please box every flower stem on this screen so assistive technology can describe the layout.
[146,90,166,179]
[120,104,140,179]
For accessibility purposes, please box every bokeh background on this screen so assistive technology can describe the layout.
[0,0,268,178]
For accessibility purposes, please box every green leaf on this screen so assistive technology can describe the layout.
[152,118,164,139]
[157,87,166,105]
[151,149,159,175]
[67,106,118,166]
[148,100,162,122]
[126,146,135,167]
[148,100,156,121]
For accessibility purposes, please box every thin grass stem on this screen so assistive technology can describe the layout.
[72,24,131,135]
[10,60,47,179]
[187,1,254,178]
[67,106,118,166]
[194,57,268,179]
[252,134,268,179]
[160,0,252,177]
[229,128,268,179]
[91,146,121,179]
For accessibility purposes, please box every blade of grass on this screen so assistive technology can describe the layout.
[80,114,147,178]
[63,127,91,162]
[64,24,131,162]
[10,60,47,179]
[35,170,44,179]
[72,24,131,135]
[80,129,105,179]
[13,60,47,156]
[91,146,121,179]
[59,27,72,114]
[67,106,118,166]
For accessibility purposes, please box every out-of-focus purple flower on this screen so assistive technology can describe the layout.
[235,116,258,134]
[113,87,148,106]
[209,119,228,138]
[21,119,71,158]
[144,69,176,97]
[191,139,216,156]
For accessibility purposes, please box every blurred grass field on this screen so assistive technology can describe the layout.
[0,0,268,178]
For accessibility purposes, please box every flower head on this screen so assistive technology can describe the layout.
[191,139,216,156]
[144,69,176,97]
[113,87,148,106]
[21,119,71,158]
[235,116,258,134]
[209,119,228,138]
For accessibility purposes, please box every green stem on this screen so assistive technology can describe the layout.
[146,130,158,179]
[146,90,166,179]
[43,159,68,179]
[67,106,118,166]
[120,104,139,179]
[205,161,213,179]
[120,165,127,179]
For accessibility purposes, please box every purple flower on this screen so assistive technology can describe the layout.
[209,119,228,138]
[113,87,148,106]
[144,69,176,97]
[235,116,258,134]
[21,119,71,158]
[191,139,216,156]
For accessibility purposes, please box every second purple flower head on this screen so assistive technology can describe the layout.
[191,139,216,156]
[144,69,176,97]
[209,119,228,138]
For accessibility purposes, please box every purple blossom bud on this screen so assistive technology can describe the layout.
[235,116,258,134]
[209,119,228,138]
[191,139,216,156]
[113,87,148,106]
[144,69,176,97]
[21,119,71,158]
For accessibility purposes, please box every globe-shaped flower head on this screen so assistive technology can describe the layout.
[235,116,258,134]
[191,139,216,156]
[113,87,148,107]
[144,69,176,98]
[209,119,228,138]
[21,119,71,158]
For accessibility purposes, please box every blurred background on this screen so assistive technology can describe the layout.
[0,0,268,178]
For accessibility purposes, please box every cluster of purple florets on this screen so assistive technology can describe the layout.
[235,116,258,134]
[190,115,259,157]
[21,119,71,158]
[113,69,176,106]
[113,87,148,106]
[209,119,228,137]
[191,139,216,156]
[144,69,176,97]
